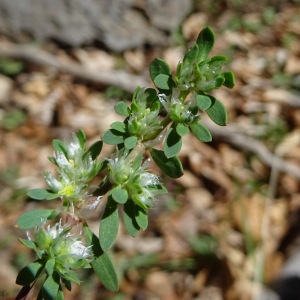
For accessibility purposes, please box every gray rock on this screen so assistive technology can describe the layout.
[0,0,192,51]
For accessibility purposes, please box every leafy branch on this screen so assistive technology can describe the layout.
[14,27,235,300]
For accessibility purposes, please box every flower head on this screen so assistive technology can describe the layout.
[106,150,167,209]
[44,131,103,218]
[159,88,197,125]
[127,88,162,141]
[30,220,92,278]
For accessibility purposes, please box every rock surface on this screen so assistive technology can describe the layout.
[0,0,192,51]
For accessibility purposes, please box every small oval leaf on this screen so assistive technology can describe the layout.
[16,261,44,285]
[190,122,212,142]
[92,252,119,292]
[111,187,128,204]
[123,200,140,237]
[110,122,126,133]
[124,136,138,149]
[196,27,215,62]
[99,201,119,251]
[222,71,235,89]
[19,238,36,249]
[196,95,212,110]
[16,210,58,230]
[102,129,125,145]
[85,223,120,292]
[206,96,228,126]
[76,129,86,148]
[154,74,173,90]
[149,58,171,81]
[183,44,199,64]
[45,258,55,276]
[135,206,148,230]
[150,148,183,178]
[88,140,103,160]
[42,273,60,300]
[176,123,190,136]
[27,189,49,200]
[164,126,182,158]
[114,101,130,117]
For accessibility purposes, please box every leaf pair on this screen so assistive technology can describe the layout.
[163,122,211,158]
[195,95,228,126]
[150,58,174,91]
[103,121,139,150]
[99,196,148,251]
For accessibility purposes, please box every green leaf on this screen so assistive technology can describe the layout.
[83,223,119,291]
[150,148,183,178]
[149,58,171,81]
[176,123,190,137]
[99,201,119,251]
[183,44,199,64]
[135,206,148,230]
[48,156,57,165]
[83,224,103,257]
[111,187,128,204]
[46,193,59,200]
[16,261,44,285]
[102,129,125,145]
[52,140,67,156]
[56,286,64,300]
[88,140,103,160]
[45,258,55,276]
[196,27,215,62]
[215,76,225,88]
[132,153,143,171]
[147,184,168,194]
[206,96,228,126]
[195,94,212,110]
[110,121,126,133]
[62,270,80,285]
[154,74,173,90]
[222,71,235,88]
[123,200,140,237]
[164,125,182,158]
[114,101,130,117]
[190,122,212,142]
[19,238,36,249]
[42,273,60,300]
[62,278,72,292]
[15,210,58,230]
[145,88,158,106]
[76,129,86,148]
[27,189,54,200]
[92,252,119,292]
[124,136,138,150]
[209,55,227,63]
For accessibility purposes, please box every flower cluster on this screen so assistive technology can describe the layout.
[44,131,103,214]
[159,88,198,125]
[175,57,226,94]
[106,147,167,209]
[24,220,92,283]
[127,88,162,141]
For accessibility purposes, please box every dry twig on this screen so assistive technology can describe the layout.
[204,122,300,180]
[0,42,148,93]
